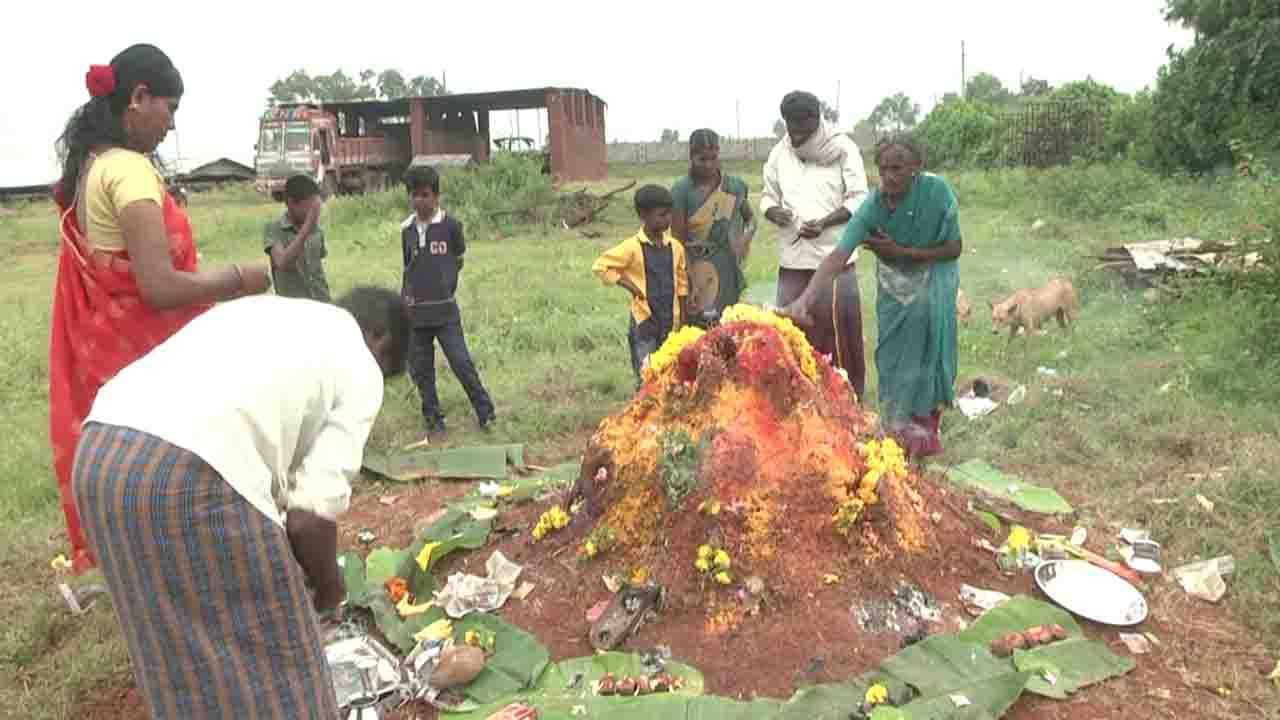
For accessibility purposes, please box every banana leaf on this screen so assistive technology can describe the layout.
[937,460,1073,515]
[364,445,513,481]
[892,672,1031,720]
[452,614,551,705]
[879,635,1025,699]
[1012,637,1135,699]
[955,596,1082,648]
[338,551,369,607]
[364,546,413,589]
[446,650,705,717]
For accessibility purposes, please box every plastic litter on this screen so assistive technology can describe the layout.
[1172,556,1234,603]
[434,551,524,618]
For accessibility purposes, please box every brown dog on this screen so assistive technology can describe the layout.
[989,278,1078,338]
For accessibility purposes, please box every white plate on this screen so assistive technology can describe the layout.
[1035,559,1148,626]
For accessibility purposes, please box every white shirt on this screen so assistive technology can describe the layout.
[405,209,446,248]
[760,135,869,269]
[86,295,385,527]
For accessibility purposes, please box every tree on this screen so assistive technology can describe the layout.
[377,70,409,99]
[1151,1,1280,171]
[965,72,1013,105]
[268,68,446,103]
[407,75,446,98]
[866,93,920,134]
[1020,77,1051,97]
[660,129,680,143]
[772,119,786,138]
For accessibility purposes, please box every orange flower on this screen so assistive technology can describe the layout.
[384,576,409,604]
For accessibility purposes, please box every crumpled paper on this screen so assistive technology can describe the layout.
[434,550,523,618]
[957,394,999,419]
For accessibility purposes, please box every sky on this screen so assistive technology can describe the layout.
[0,0,1193,186]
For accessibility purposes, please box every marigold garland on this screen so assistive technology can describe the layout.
[720,304,818,381]
[642,325,706,383]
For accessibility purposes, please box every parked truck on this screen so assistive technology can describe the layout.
[254,103,407,201]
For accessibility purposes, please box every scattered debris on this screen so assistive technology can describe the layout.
[1037,367,1059,377]
[853,582,941,637]
[1172,556,1234,603]
[589,583,664,651]
[326,631,410,714]
[1195,493,1215,513]
[511,581,536,601]
[1069,526,1087,546]
[490,180,637,229]
[58,583,108,616]
[1031,218,1046,232]
[1118,633,1153,655]
[50,554,72,573]
[1116,530,1162,574]
[357,529,377,545]
[379,495,400,506]
[1096,237,1264,287]
[639,645,672,675]
[957,393,999,419]
[434,551,524,618]
[959,584,1011,615]
[586,601,609,625]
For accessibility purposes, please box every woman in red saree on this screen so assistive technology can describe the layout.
[52,44,272,573]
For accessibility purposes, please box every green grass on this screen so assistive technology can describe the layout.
[1,159,1278,717]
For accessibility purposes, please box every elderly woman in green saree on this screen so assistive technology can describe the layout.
[671,129,757,316]
[780,133,961,458]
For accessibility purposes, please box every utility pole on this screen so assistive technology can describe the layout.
[735,100,741,139]
[961,40,967,98]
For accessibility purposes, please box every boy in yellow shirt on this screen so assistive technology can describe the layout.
[592,185,689,386]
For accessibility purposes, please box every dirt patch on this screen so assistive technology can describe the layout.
[67,474,1267,720]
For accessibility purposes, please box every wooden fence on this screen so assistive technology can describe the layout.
[991,100,1109,167]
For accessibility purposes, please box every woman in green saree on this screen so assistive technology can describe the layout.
[671,129,757,316]
[780,133,961,457]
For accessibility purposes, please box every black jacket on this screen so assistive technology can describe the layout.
[401,211,466,326]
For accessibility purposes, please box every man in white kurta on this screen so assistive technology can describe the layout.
[761,90,870,400]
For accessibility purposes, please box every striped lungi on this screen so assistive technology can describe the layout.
[72,422,339,719]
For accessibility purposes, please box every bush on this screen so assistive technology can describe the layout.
[326,154,555,235]
[914,99,998,169]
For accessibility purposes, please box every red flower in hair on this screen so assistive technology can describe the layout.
[85,65,116,98]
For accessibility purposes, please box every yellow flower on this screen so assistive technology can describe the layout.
[396,595,437,617]
[714,571,733,585]
[416,541,442,571]
[630,566,650,584]
[694,557,712,572]
[713,550,732,569]
[50,554,72,572]
[697,544,714,560]
[413,618,453,643]
[698,500,722,516]
[823,573,841,585]
[721,304,818,381]
[865,683,889,705]
[642,325,706,382]
[1007,526,1032,552]
[582,540,598,558]
[495,484,514,498]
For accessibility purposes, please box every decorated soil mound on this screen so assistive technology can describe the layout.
[540,306,981,641]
